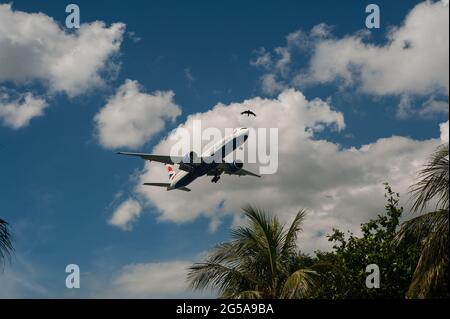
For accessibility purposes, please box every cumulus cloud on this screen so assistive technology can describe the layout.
[0,4,125,97]
[107,261,192,298]
[94,79,182,149]
[0,4,125,129]
[0,93,48,129]
[111,88,440,252]
[440,120,449,143]
[252,0,449,102]
[304,0,449,95]
[261,74,286,95]
[250,24,331,95]
[108,198,142,231]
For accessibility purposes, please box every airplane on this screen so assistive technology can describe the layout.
[118,127,261,192]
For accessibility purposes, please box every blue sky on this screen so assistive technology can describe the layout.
[0,1,448,297]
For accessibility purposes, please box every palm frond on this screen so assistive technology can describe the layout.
[281,210,306,260]
[187,206,315,298]
[394,209,449,298]
[0,218,14,265]
[187,261,255,293]
[231,290,263,299]
[394,210,448,244]
[241,205,283,280]
[280,269,319,299]
[407,246,448,298]
[409,143,449,213]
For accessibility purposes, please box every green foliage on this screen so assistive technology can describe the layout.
[188,145,449,299]
[188,177,448,298]
[315,184,421,298]
[395,143,449,298]
[394,209,449,298]
[187,206,319,299]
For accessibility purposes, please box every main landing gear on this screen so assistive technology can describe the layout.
[211,175,221,183]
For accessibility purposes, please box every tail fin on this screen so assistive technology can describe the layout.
[166,164,176,181]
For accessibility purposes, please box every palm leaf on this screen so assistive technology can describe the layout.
[231,290,263,299]
[187,205,316,298]
[0,218,14,266]
[280,269,319,299]
[395,144,450,297]
[241,206,283,285]
[187,261,256,293]
[281,210,306,260]
[409,143,449,213]
[394,209,449,298]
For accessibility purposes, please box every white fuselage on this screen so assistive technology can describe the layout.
[168,128,249,190]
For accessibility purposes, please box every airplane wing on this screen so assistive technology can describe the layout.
[227,167,261,178]
[143,182,191,192]
[143,182,171,187]
[208,163,261,178]
[117,152,184,165]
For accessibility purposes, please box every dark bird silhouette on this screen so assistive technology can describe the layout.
[241,110,256,117]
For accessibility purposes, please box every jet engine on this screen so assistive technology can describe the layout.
[179,151,199,172]
[226,160,243,172]
[182,151,199,164]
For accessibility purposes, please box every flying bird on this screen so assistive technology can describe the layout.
[241,110,256,117]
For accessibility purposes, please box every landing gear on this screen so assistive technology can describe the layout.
[211,175,221,183]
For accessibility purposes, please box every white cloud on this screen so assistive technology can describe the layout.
[250,48,272,69]
[109,261,192,298]
[396,94,413,119]
[274,47,291,76]
[440,120,449,143]
[113,88,440,252]
[0,4,125,97]
[303,1,449,96]
[250,24,331,96]
[0,4,125,130]
[127,31,142,43]
[310,23,334,38]
[94,79,182,149]
[108,198,142,231]
[251,29,311,95]
[0,93,48,129]
[252,0,449,111]
[261,74,286,95]
[419,99,449,118]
